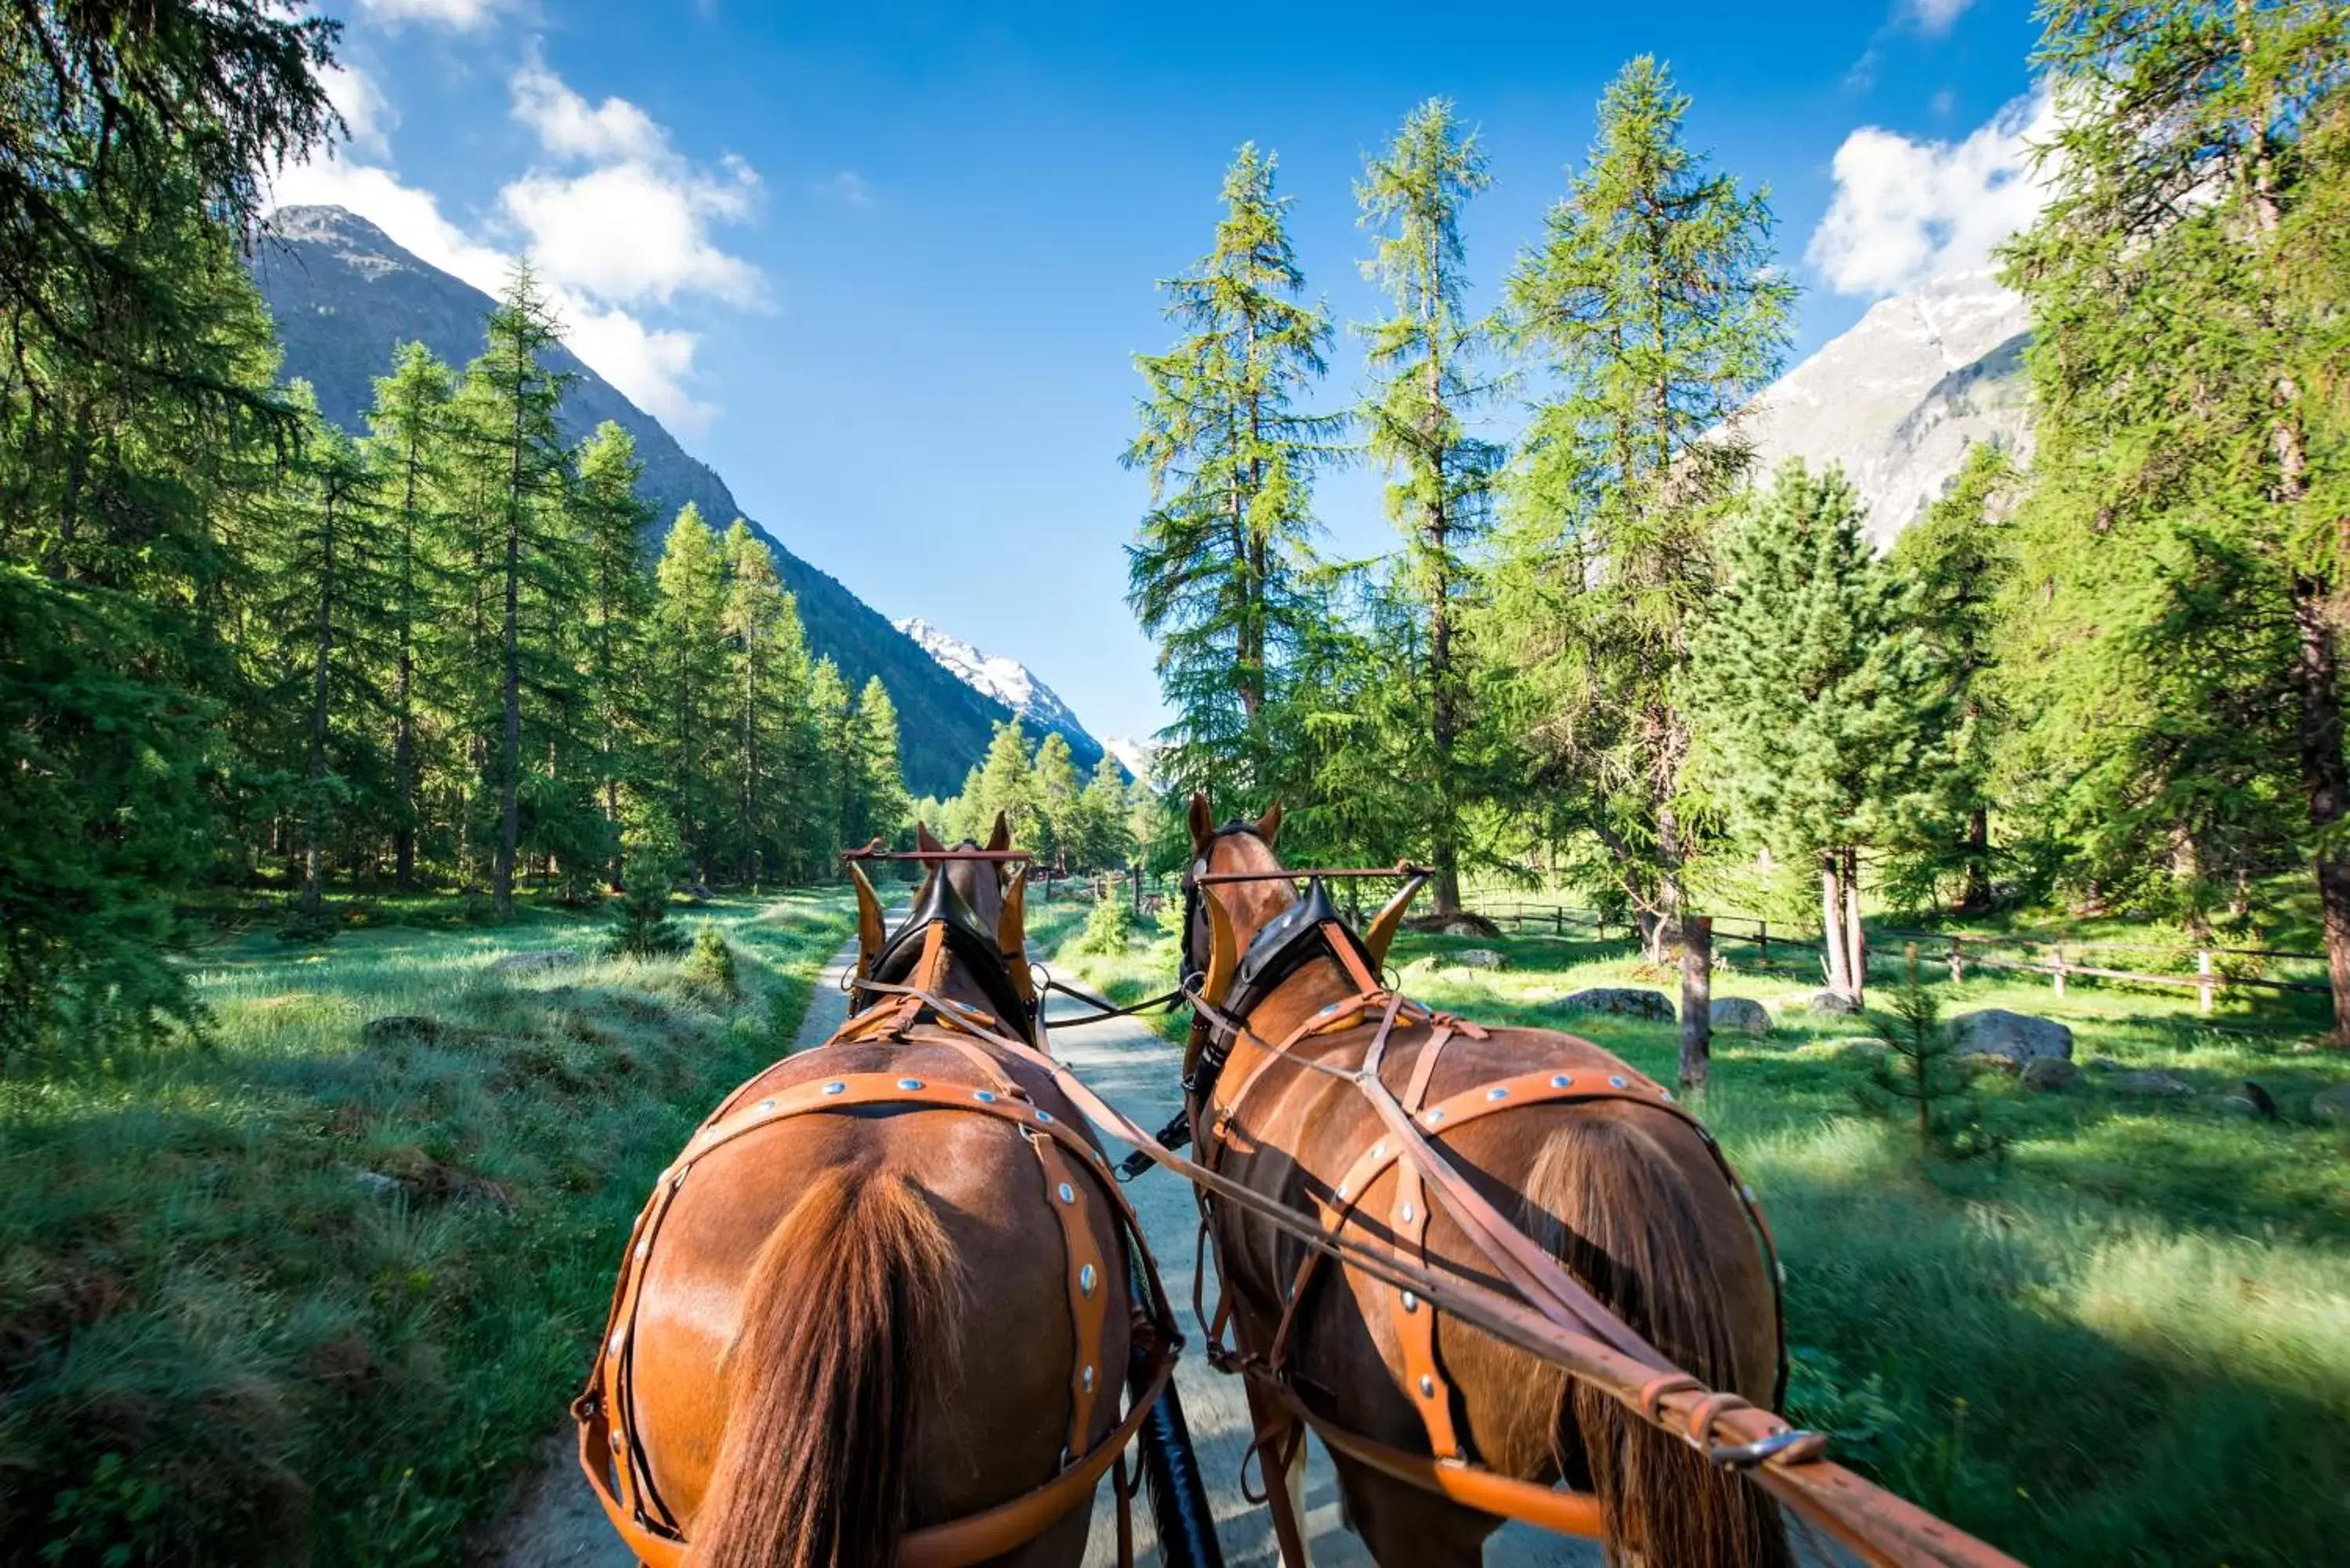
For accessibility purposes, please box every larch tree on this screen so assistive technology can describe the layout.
[573,421,655,883]
[718,521,811,882]
[1126,143,1338,804]
[1357,98,1504,916]
[1490,56,1793,957]
[453,262,575,916]
[2001,0,2350,1037]
[850,676,909,851]
[653,504,729,883]
[805,658,855,870]
[1032,730,1084,869]
[1690,461,1927,1000]
[361,341,457,888]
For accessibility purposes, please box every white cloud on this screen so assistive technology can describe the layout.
[321,63,396,162]
[511,60,667,164]
[360,0,512,30]
[502,158,764,307]
[814,170,873,208]
[1905,0,1974,36]
[267,53,765,438]
[1807,87,2059,297]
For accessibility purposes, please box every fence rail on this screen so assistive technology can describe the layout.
[1464,899,2330,1013]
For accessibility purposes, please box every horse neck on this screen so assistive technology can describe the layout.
[1235,948,1372,1053]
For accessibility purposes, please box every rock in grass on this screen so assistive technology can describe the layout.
[2021,1057,2083,1092]
[1709,997,1772,1034]
[361,1014,446,1046]
[489,948,577,976]
[352,1171,401,1197]
[1452,948,1506,970]
[2311,1084,2350,1123]
[2110,1069,2194,1097]
[1948,1008,2074,1068]
[2207,1095,2261,1118]
[1799,989,1863,1015]
[1555,987,1675,1022]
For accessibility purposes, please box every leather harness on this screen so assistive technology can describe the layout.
[1180,855,1809,1553]
[572,900,1180,1568]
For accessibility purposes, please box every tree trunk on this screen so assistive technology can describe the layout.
[2291,577,2350,1044]
[301,490,338,916]
[1843,845,1867,1003]
[1819,851,1850,995]
[1679,915,1712,1093]
[496,502,522,919]
[1958,806,1991,912]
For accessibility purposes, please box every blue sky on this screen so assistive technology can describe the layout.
[278,0,2055,747]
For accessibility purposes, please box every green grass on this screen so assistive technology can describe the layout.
[0,888,854,1566]
[1050,897,2350,1566]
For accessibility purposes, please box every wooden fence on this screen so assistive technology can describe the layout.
[1466,899,2330,1015]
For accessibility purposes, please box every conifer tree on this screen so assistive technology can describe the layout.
[1491,56,1793,956]
[1126,143,1338,800]
[971,718,1045,848]
[653,504,728,883]
[1691,461,1926,999]
[1032,730,1084,869]
[453,263,576,916]
[1885,443,2015,911]
[805,658,855,868]
[1074,753,1136,871]
[718,521,812,881]
[1357,99,1503,915]
[851,676,909,851]
[361,342,457,887]
[2002,0,2350,1036]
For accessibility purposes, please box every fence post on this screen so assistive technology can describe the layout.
[1758,919,1770,960]
[1949,936,1965,985]
[2197,949,2214,1016]
[1680,916,1713,1093]
[2052,942,2067,1000]
[1555,906,1564,937]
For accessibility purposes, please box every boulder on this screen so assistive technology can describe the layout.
[352,1171,401,1197]
[1555,987,1676,1022]
[1452,948,1506,971]
[361,1014,446,1047]
[2086,1055,2124,1072]
[1959,1052,2023,1076]
[489,948,576,976]
[1709,997,1773,1035]
[2311,1083,2350,1124]
[2207,1095,2261,1118]
[1799,989,1863,1015]
[2110,1069,2193,1097]
[1948,1008,2074,1068]
[2020,1057,2083,1092]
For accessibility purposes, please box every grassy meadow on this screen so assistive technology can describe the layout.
[1043,894,2350,1568]
[0,890,855,1566]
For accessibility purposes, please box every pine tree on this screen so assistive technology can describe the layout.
[1885,443,2016,912]
[851,676,909,851]
[1690,461,1928,999]
[573,422,654,884]
[718,522,813,882]
[361,342,457,888]
[971,718,1044,849]
[805,658,855,868]
[1126,143,1339,801]
[653,504,728,883]
[2002,0,2350,1036]
[1356,99,1503,916]
[1490,56,1794,956]
[1074,753,1136,871]
[1032,731,1084,870]
[452,262,576,916]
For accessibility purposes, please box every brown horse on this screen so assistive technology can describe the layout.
[577,817,1155,1568]
[1181,797,1791,1568]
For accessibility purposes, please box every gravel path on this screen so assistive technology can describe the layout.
[476,920,1598,1566]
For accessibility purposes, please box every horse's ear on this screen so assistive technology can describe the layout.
[916,821,944,854]
[848,861,888,975]
[997,873,1035,1010]
[1362,871,1429,970]
[1188,792,1214,851]
[1256,800,1284,846]
[986,811,1012,852]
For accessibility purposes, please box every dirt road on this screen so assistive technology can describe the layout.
[478,922,1597,1566]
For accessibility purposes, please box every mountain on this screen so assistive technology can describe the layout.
[248,204,1013,797]
[892,618,1107,775]
[1101,736,1156,786]
[1741,270,2033,547]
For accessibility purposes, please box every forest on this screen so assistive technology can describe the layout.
[1117,8,2350,1041]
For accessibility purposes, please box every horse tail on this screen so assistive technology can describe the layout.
[1524,1114,1793,1568]
[690,1165,961,1568]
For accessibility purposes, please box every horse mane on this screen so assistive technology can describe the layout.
[689,1165,963,1568]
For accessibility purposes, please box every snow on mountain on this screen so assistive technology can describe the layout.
[1741,269,2034,547]
[1101,736,1156,785]
[892,618,1108,770]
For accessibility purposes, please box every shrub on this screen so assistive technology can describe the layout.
[682,923,738,996]
[1072,897,1135,957]
[607,843,683,958]
[1856,945,2006,1162]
